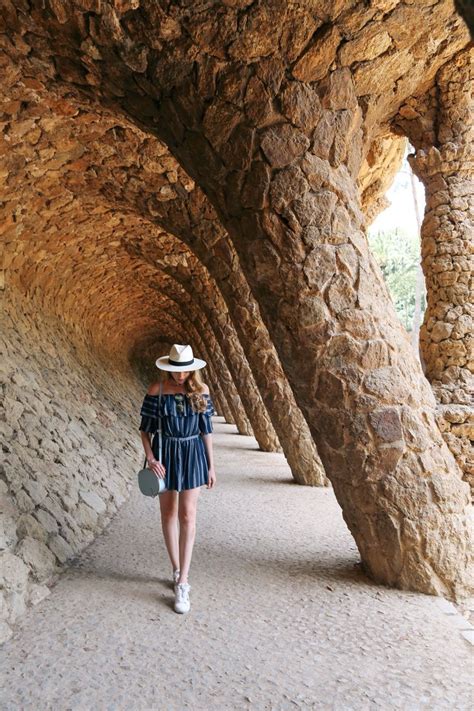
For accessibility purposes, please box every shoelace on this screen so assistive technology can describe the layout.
[176,584,190,602]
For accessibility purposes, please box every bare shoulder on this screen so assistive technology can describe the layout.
[200,383,210,395]
[146,382,161,396]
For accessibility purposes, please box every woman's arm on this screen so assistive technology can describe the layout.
[201,432,216,489]
[140,430,155,463]
[201,432,215,470]
[140,430,166,478]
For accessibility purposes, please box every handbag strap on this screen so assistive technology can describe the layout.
[143,380,163,468]
[158,379,163,463]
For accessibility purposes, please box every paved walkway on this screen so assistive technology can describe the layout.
[2,418,473,710]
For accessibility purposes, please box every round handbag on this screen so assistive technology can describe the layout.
[138,466,168,497]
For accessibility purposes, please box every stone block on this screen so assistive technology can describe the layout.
[292,26,341,82]
[48,533,75,564]
[0,620,13,645]
[0,551,29,592]
[280,82,321,129]
[369,408,403,443]
[76,502,99,530]
[16,537,58,583]
[34,507,59,535]
[16,513,48,542]
[79,489,107,514]
[260,123,310,169]
[29,582,51,606]
[23,479,48,506]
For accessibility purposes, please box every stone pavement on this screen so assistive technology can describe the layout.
[1,418,473,710]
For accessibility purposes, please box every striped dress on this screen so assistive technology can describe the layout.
[139,391,217,492]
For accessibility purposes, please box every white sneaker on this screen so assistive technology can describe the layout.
[174,582,191,614]
[172,569,180,593]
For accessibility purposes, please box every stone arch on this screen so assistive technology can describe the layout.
[1,2,472,601]
[0,53,328,483]
[358,133,408,226]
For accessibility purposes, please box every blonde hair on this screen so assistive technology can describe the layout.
[159,369,208,413]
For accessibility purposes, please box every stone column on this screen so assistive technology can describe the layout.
[193,342,238,428]
[162,298,253,436]
[164,220,329,485]
[407,49,473,492]
[198,362,234,426]
[148,264,281,452]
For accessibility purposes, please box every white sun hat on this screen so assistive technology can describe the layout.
[155,344,207,372]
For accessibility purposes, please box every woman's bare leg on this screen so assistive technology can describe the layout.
[177,487,201,583]
[159,490,179,572]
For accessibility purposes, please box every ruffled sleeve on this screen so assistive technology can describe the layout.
[199,394,217,435]
[139,394,160,434]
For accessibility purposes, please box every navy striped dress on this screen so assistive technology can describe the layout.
[139,392,217,492]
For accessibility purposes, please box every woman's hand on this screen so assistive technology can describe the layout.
[207,466,216,489]
[147,457,166,479]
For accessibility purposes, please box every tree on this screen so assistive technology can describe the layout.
[368,227,426,334]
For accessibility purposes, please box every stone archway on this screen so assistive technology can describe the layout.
[1,1,472,605]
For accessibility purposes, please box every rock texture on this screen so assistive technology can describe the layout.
[359,134,407,224]
[0,0,473,642]
[0,47,331,637]
[0,49,329,484]
[1,293,144,644]
[396,48,473,493]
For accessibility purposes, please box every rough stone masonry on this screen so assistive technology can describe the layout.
[0,1,472,642]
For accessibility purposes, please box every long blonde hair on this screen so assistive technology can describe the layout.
[159,369,208,413]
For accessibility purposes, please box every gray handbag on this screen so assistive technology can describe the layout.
[137,381,168,497]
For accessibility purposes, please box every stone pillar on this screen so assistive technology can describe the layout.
[191,234,329,485]
[200,335,253,435]
[408,49,473,492]
[149,268,281,451]
[163,299,253,436]
[200,365,234,426]
[358,134,407,225]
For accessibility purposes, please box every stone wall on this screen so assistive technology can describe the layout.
[1,0,472,612]
[1,291,144,645]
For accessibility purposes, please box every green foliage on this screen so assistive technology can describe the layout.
[368,227,426,332]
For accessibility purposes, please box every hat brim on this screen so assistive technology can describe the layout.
[155,356,207,372]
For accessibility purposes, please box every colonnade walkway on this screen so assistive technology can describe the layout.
[2,417,472,710]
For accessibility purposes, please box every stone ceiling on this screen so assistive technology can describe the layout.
[1,2,472,600]
[2,42,406,373]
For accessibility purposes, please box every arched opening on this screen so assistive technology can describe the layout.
[368,143,427,358]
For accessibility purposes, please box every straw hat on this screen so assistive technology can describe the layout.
[155,344,206,372]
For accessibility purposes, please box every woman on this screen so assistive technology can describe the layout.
[139,344,217,614]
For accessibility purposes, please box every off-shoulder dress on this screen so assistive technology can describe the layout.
[139,392,217,492]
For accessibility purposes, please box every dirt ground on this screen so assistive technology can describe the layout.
[2,417,473,710]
